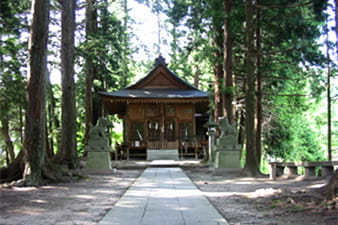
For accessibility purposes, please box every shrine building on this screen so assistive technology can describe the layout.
[99,56,209,160]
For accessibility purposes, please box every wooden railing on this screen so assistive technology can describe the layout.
[114,139,207,160]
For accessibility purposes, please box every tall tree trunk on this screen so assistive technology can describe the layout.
[56,0,77,168]
[122,0,129,87]
[327,57,331,161]
[223,0,234,124]
[325,21,332,161]
[46,78,60,159]
[214,56,223,121]
[19,104,24,145]
[213,26,224,121]
[244,0,260,176]
[85,0,97,144]
[335,0,338,57]
[210,0,224,121]
[23,0,50,185]
[0,118,15,163]
[255,2,262,167]
[194,64,200,88]
[45,121,53,159]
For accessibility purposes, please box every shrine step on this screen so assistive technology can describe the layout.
[147,149,179,161]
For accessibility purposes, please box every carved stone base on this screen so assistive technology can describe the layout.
[214,150,241,168]
[86,151,112,170]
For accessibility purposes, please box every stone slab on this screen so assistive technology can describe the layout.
[146,149,179,160]
[214,150,241,168]
[97,167,229,225]
[149,160,180,167]
[86,151,112,170]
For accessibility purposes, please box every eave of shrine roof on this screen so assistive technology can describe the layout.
[99,88,208,100]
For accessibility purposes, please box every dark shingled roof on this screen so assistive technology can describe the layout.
[99,88,208,100]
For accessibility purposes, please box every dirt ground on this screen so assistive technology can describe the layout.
[0,169,143,225]
[0,162,337,225]
[184,167,338,225]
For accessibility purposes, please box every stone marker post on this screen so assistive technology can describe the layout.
[205,120,218,166]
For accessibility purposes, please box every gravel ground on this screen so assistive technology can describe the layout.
[0,162,337,225]
[185,167,338,225]
[0,169,142,225]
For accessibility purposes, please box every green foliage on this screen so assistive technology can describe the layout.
[75,0,134,154]
[77,1,133,92]
[0,0,29,165]
[222,86,234,96]
[0,0,30,35]
[253,0,329,164]
[264,111,325,162]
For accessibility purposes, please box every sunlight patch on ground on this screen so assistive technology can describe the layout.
[247,188,282,198]
[309,183,326,189]
[202,191,243,197]
[12,187,38,191]
[41,185,70,191]
[31,199,49,204]
[203,187,282,199]
[94,190,117,194]
[8,206,47,215]
[71,194,96,200]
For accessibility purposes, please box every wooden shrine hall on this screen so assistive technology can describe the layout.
[99,56,209,160]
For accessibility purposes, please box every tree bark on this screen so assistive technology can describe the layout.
[326,23,332,161]
[122,0,129,88]
[23,0,50,186]
[194,64,200,89]
[244,0,260,176]
[46,78,60,159]
[84,0,97,144]
[0,118,15,163]
[0,151,25,183]
[214,56,223,121]
[223,0,234,124]
[55,0,77,169]
[316,169,338,200]
[255,2,262,167]
[335,0,338,57]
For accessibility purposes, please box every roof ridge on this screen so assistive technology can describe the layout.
[126,62,198,91]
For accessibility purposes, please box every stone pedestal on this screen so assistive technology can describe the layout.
[147,149,179,160]
[211,117,241,169]
[84,117,114,172]
[214,150,241,168]
[86,151,112,170]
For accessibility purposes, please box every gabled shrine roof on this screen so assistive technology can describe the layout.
[99,56,208,101]
[125,56,199,91]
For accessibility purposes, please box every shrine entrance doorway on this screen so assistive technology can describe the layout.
[147,118,177,150]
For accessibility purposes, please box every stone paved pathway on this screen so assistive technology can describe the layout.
[97,167,228,225]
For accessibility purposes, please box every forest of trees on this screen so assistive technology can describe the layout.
[0,0,337,185]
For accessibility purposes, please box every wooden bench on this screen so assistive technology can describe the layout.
[269,161,338,180]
